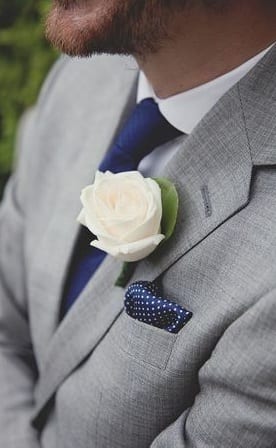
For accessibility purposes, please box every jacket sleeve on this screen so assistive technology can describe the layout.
[0,109,40,447]
[151,287,276,448]
[0,57,68,447]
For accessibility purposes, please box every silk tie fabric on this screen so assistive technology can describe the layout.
[61,99,183,317]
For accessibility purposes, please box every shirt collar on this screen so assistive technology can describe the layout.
[137,43,275,134]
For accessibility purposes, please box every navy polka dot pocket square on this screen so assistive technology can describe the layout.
[124,281,193,334]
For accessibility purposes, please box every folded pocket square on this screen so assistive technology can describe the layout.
[125,281,193,334]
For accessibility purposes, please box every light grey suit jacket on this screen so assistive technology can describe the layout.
[1,46,276,448]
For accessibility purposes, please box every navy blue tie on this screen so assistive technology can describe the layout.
[61,99,183,317]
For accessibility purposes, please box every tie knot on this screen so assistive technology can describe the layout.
[99,98,183,173]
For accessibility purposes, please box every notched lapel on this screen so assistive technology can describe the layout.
[132,83,253,283]
[28,55,138,341]
[238,46,276,167]
[31,56,138,419]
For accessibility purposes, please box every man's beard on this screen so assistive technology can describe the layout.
[46,0,185,57]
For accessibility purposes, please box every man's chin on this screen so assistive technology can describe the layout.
[46,0,169,58]
[46,0,135,57]
[46,2,106,57]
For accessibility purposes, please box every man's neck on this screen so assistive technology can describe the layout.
[135,1,276,99]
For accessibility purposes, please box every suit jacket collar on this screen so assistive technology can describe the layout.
[33,46,276,422]
[238,45,276,166]
[132,81,253,283]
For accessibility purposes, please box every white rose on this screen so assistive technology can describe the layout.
[77,170,165,262]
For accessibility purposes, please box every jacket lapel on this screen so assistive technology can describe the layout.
[133,44,276,282]
[132,82,253,282]
[29,55,138,342]
[133,46,276,288]
[32,56,139,420]
[33,46,276,421]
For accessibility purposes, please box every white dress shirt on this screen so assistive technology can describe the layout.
[137,43,274,177]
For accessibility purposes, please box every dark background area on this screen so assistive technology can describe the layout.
[0,0,57,197]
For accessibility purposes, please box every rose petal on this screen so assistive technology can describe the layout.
[121,179,162,242]
[93,176,153,239]
[80,185,114,238]
[91,233,165,262]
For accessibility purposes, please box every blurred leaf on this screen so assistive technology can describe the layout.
[0,0,57,196]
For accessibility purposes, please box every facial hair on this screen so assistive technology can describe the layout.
[46,0,186,58]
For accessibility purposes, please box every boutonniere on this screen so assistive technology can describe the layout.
[77,170,179,287]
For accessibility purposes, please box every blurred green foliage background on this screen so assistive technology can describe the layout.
[0,0,57,196]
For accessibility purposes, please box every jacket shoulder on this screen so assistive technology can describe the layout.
[37,54,136,113]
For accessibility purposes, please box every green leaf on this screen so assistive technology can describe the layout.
[153,177,179,244]
[115,262,137,288]
[114,177,178,287]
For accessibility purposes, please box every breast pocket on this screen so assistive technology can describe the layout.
[108,311,178,370]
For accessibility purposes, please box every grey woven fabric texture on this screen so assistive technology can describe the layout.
[0,47,276,447]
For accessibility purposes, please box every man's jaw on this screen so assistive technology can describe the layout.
[46,0,119,57]
[46,0,171,58]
